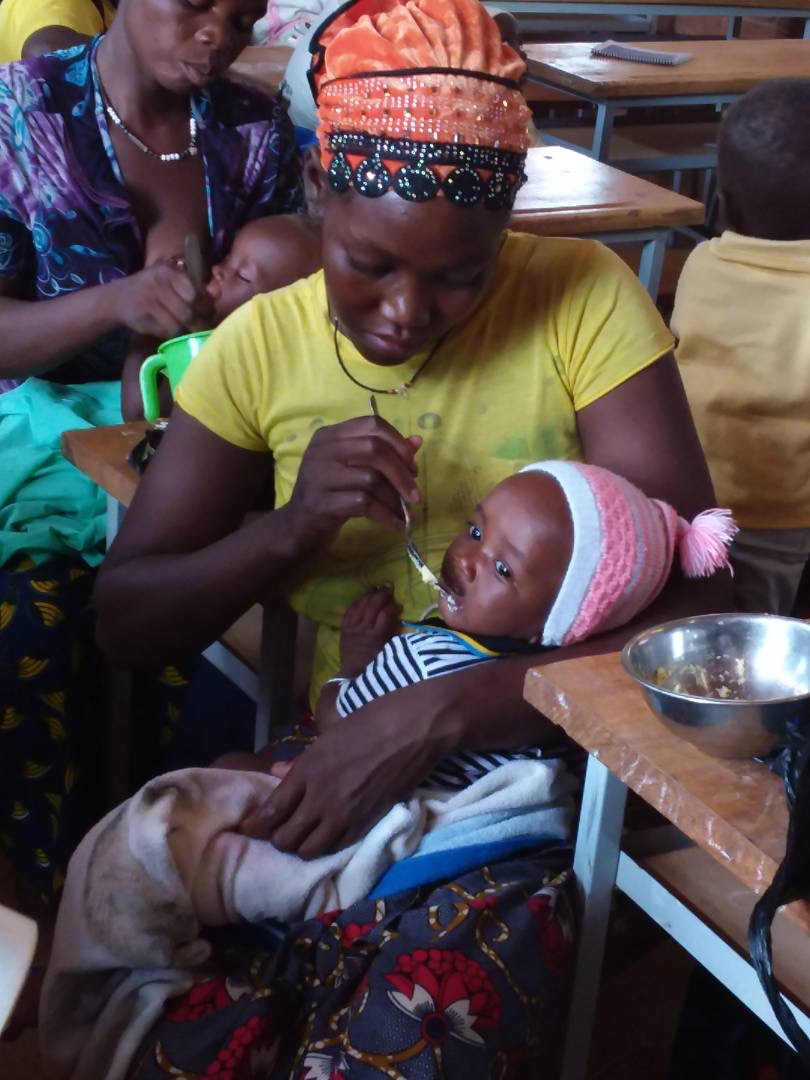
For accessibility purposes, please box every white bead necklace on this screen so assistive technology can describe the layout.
[105,98,198,163]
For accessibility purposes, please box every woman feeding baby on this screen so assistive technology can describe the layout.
[86,0,731,1074]
[47,466,735,1079]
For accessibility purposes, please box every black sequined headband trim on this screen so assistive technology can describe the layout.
[326,130,527,209]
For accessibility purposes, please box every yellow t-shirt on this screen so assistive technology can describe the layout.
[673,231,810,530]
[0,0,116,64]
[178,231,673,694]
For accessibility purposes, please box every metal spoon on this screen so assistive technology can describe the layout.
[183,233,206,291]
[369,395,458,608]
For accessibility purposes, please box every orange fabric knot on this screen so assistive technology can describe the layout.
[311,0,530,173]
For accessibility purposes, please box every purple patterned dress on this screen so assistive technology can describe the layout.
[0,36,303,392]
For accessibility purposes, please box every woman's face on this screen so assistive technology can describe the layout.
[316,177,507,367]
[122,0,266,93]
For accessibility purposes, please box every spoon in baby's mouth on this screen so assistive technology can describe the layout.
[368,395,459,611]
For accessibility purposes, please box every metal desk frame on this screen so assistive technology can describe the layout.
[507,1,810,36]
[562,755,810,1080]
[530,82,738,167]
[586,227,670,297]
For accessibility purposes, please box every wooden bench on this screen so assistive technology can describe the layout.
[61,422,262,677]
[547,120,720,171]
[636,841,810,1015]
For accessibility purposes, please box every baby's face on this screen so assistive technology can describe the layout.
[437,472,573,640]
[206,222,279,324]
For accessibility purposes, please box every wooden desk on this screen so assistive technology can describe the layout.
[61,422,144,509]
[525,652,810,1079]
[507,0,810,38]
[513,146,703,294]
[61,425,267,708]
[514,146,703,233]
[525,38,810,163]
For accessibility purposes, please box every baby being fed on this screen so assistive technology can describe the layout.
[307,460,737,785]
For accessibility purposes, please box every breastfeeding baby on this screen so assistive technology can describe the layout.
[44,461,735,1010]
[205,211,321,326]
[122,211,321,419]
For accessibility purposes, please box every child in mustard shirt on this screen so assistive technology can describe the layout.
[673,77,810,615]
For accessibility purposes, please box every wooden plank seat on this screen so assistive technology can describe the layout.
[634,840,810,1015]
[61,424,264,676]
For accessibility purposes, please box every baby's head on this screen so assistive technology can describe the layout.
[207,219,288,324]
[206,207,321,324]
[718,77,810,241]
[437,462,736,646]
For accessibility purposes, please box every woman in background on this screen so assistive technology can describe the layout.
[0,0,302,907]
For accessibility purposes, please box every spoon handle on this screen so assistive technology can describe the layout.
[183,233,206,291]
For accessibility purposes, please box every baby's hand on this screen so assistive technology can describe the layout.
[340,586,402,678]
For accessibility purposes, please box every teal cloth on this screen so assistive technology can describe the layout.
[0,379,122,567]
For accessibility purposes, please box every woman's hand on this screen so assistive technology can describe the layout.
[282,416,422,554]
[109,258,212,340]
[238,654,561,860]
[239,683,451,859]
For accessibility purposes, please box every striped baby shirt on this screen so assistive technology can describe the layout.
[335,624,548,790]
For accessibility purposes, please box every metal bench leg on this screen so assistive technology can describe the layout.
[592,104,616,162]
[637,233,667,302]
[560,757,628,1080]
[106,493,125,547]
[254,603,298,751]
[103,495,134,807]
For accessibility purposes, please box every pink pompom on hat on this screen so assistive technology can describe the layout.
[520,461,738,648]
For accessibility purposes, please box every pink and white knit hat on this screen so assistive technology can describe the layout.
[520,461,737,647]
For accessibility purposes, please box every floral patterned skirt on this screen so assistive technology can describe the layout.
[129,848,574,1080]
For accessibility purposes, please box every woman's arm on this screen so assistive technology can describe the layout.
[242,353,734,857]
[95,407,422,665]
[0,259,206,380]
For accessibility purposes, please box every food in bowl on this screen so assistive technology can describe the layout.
[622,614,810,759]
[652,657,748,700]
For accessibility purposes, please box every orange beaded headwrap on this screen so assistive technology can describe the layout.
[308,0,531,209]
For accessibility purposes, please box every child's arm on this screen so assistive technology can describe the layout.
[313,587,402,732]
[339,586,402,678]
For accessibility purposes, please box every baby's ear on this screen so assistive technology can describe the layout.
[303,145,327,220]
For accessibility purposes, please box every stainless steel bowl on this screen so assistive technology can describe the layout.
[622,613,810,759]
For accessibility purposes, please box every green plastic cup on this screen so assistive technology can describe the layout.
[139,330,212,422]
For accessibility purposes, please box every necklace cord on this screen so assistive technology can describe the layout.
[333,321,444,396]
[101,81,198,163]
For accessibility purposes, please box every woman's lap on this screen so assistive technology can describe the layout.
[129,849,574,1079]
